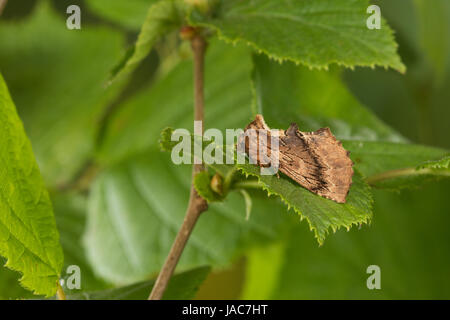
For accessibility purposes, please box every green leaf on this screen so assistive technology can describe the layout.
[417,155,450,170]
[252,54,450,189]
[194,171,223,202]
[109,0,187,83]
[86,0,159,30]
[238,164,373,245]
[190,0,405,72]
[158,127,372,244]
[343,45,450,150]
[244,181,450,299]
[65,266,210,300]
[0,2,126,185]
[0,73,63,297]
[84,149,289,284]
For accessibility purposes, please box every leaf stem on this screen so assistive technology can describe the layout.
[148,34,208,300]
[366,167,450,185]
[56,282,66,300]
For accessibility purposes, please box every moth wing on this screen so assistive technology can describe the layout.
[301,128,354,203]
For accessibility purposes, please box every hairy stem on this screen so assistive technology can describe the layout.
[366,167,450,185]
[148,34,208,300]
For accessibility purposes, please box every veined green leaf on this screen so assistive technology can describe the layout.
[364,152,450,189]
[190,0,405,72]
[65,266,210,300]
[109,0,187,83]
[0,73,63,297]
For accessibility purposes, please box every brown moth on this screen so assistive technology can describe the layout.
[240,114,354,203]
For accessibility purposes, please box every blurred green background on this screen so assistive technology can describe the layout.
[0,0,449,299]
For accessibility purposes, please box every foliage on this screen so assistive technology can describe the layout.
[158,129,373,245]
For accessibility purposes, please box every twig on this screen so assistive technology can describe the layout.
[148,34,208,300]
